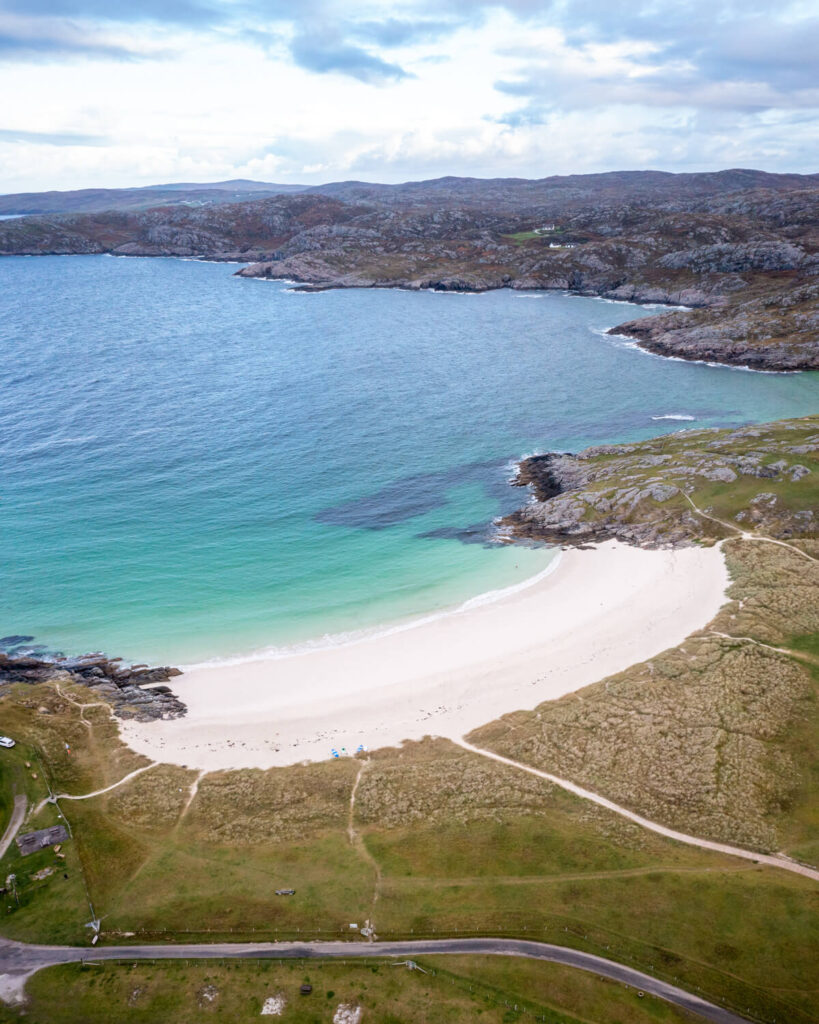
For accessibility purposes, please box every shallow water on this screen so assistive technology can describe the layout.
[1,255,816,663]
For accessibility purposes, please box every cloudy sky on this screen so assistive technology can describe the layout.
[0,0,817,192]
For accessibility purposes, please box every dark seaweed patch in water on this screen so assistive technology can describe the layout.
[316,458,515,531]
[0,636,66,659]
[417,523,501,547]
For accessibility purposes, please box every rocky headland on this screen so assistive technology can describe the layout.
[504,416,818,548]
[1,169,817,370]
[0,638,186,721]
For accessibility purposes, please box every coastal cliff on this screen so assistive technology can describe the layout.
[504,416,818,548]
[1,170,818,370]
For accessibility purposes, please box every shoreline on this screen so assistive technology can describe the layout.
[119,540,730,771]
[176,547,561,672]
[8,251,808,371]
[1,248,697,311]
[605,330,804,375]
[241,267,699,313]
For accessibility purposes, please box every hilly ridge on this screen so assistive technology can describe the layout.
[1,168,817,371]
[3,168,816,215]
[0,179,306,216]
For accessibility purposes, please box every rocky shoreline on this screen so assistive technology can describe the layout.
[235,259,707,304]
[2,170,816,372]
[608,272,819,373]
[503,418,817,549]
[0,638,186,721]
[234,240,818,372]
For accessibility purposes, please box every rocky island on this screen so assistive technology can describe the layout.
[1,169,817,370]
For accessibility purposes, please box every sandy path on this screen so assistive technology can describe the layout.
[683,494,817,562]
[35,763,159,814]
[57,763,159,802]
[455,739,819,882]
[175,770,207,828]
[119,541,729,771]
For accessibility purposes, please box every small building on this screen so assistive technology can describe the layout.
[16,825,69,856]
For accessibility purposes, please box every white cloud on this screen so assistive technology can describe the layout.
[0,2,816,192]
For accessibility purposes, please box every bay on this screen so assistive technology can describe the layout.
[0,255,815,663]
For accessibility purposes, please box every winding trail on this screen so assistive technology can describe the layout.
[0,936,754,1023]
[348,762,381,940]
[708,631,818,664]
[452,739,819,882]
[34,763,159,815]
[0,796,27,861]
[54,685,116,732]
[683,495,817,563]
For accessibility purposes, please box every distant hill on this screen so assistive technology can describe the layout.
[306,169,819,207]
[0,180,307,215]
[2,168,817,216]
[142,179,307,194]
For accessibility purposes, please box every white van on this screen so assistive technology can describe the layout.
[0,736,15,748]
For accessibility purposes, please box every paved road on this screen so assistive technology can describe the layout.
[0,936,752,1022]
[0,796,26,861]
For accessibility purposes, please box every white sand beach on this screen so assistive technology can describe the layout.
[120,541,729,771]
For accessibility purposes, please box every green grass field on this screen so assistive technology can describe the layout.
[502,227,566,245]
[1,690,816,1022]
[0,737,50,835]
[0,957,709,1024]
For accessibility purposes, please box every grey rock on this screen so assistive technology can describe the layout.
[702,467,737,482]
[0,650,186,721]
[645,484,679,502]
[658,241,805,274]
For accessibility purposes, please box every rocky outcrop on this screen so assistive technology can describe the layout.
[503,419,817,548]
[611,278,819,371]
[504,452,694,548]
[0,644,186,721]
[657,241,807,273]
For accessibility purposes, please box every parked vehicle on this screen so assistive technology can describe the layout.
[0,736,15,748]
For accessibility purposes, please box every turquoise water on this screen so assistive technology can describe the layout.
[1,255,816,664]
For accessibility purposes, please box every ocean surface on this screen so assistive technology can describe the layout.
[1,255,816,664]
